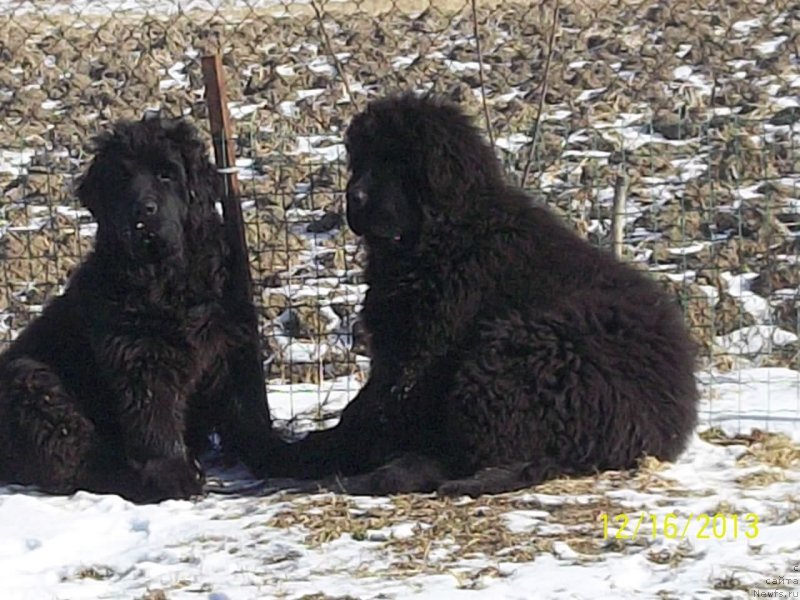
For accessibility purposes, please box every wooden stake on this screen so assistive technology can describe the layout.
[612,169,629,260]
[202,53,244,266]
[201,53,271,461]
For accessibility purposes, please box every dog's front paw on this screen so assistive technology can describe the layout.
[138,456,205,502]
[437,477,486,498]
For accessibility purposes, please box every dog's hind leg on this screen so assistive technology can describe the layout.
[297,452,449,496]
[0,358,96,494]
[437,459,598,498]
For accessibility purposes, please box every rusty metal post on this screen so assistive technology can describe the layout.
[202,53,271,466]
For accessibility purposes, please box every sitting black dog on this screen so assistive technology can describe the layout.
[0,116,271,503]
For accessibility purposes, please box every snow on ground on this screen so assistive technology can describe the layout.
[1,369,799,600]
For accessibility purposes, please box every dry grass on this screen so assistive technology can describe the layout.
[700,427,800,490]
[735,470,787,488]
[701,427,800,470]
[264,461,694,578]
[266,492,613,577]
[741,434,800,470]
[139,591,169,600]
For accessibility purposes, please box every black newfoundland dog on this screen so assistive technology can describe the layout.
[264,92,699,497]
[0,116,271,503]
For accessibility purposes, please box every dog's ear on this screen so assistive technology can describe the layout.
[75,160,100,218]
[416,98,502,212]
[166,119,222,212]
[75,124,133,220]
[76,130,117,220]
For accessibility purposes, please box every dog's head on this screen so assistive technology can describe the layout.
[77,116,221,264]
[343,92,503,249]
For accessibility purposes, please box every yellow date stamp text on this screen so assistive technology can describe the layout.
[599,512,759,541]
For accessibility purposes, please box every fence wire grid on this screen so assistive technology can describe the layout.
[0,0,799,435]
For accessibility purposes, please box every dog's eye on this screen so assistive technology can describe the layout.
[157,171,172,182]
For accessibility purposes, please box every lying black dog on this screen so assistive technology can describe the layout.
[264,93,700,497]
[0,116,271,503]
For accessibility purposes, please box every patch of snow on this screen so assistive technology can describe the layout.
[673,65,693,80]
[715,325,798,356]
[671,155,707,182]
[40,99,62,111]
[667,243,707,256]
[495,133,532,153]
[269,375,360,430]
[723,272,772,322]
[291,135,345,163]
[544,109,572,121]
[391,54,418,69]
[696,368,800,440]
[562,149,611,159]
[575,87,606,103]
[307,56,335,75]
[494,89,524,104]
[728,59,756,70]
[444,59,488,74]
[774,95,800,108]
[732,184,765,203]
[235,157,258,180]
[158,61,188,91]
[771,288,800,300]
[731,17,762,35]
[228,102,263,120]
[275,64,295,77]
[279,100,298,118]
[296,88,325,101]
[697,285,720,303]
[0,148,36,176]
[663,271,697,283]
[755,35,788,56]
[601,125,694,152]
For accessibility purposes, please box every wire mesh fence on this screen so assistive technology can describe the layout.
[1,0,798,433]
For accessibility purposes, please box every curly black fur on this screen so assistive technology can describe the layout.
[0,116,271,503]
[264,92,700,497]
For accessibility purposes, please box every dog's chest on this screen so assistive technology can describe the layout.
[362,281,434,358]
[116,298,232,354]
[184,304,234,351]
